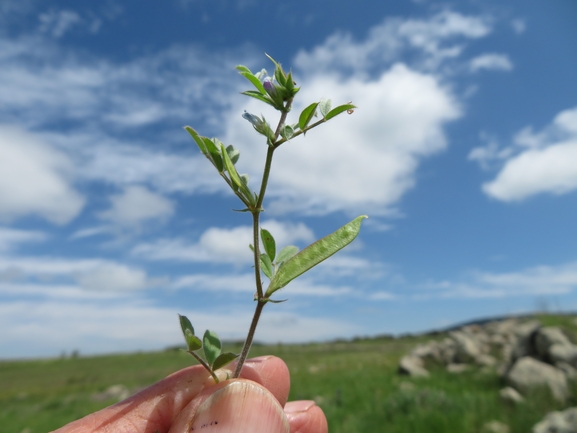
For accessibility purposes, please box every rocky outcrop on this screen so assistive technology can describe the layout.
[398,318,577,401]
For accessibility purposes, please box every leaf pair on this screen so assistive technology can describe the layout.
[298,99,357,132]
[251,229,300,281]
[179,314,239,381]
[185,127,255,207]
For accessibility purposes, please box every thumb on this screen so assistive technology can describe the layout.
[168,379,289,433]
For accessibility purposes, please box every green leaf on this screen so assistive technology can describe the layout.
[184,331,202,352]
[319,99,332,118]
[260,253,274,279]
[298,102,318,131]
[212,352,239,371]
[203,330,222,367]
[325,103,356,121]
[241,90,275,107]
[221,144,243,188]
[202,137,223,172]
[276,245,299,264]
[184,126,207,155]
[237,70,267,95]
[261,229,276,262]
[265,215,368,296]
[266,54,287,86]
[280,124,294,141]
[179,314,195,336]
[226,145,240,165]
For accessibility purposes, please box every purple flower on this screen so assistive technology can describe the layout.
[263,78,276,95]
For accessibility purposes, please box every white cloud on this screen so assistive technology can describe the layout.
[469,53,513,72]
[471,106,577,201]
[294,10,492,74]
[422,260,577,299]
[132,220,315,264]
[511,18,526,34]
[38,9,81,38]
[0,255,160,292]
[99,185,174,226]
[0,125,84,224]
[75,263,156,291]
[0,227,46,252]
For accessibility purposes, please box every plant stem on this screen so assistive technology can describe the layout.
[189,351,220,383]
[233,98,294,378]
[233,299,266,378]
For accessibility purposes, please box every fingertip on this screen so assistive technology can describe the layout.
[236,356,291,406]
[285,401,328,433]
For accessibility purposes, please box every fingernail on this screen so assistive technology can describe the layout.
[284,400,316,414]
[188,380,289,433]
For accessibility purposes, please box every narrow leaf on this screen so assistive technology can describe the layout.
[276,245,299,264]
[319,99,332,118]
[203,330,222,367]
[184,126,208,155]
[212,352,239,371]
[260,253,274,279]
[226,145,240,165]
[203,137,223,172]
[325,104,357,121]
[261,229,276,262]
[298,102,318,131]
[237,70,267,95]
[265,215,368,296]
[241,90,275,107]
[221,144,243,189]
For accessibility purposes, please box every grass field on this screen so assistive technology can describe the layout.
[1,314,575,433]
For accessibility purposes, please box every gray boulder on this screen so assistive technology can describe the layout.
[536,327,572,359]
[499,386,524,404]
[506,356,568,402]
[533,407,577,433]
[398,355,429,378]
[551,344,577,367]
[450,330,482,363]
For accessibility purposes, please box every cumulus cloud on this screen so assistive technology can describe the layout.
[132,220,315,264]
[0,125,84,224]
[470,106,577,201]
[99,185,174,226]
[226,63,460,216]
[469,53,513,72]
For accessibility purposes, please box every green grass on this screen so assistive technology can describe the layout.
[1,316,575,433]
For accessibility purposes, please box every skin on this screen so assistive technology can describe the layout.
[52,356,327,433]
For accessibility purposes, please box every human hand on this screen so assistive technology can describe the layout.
[52,355,327,433]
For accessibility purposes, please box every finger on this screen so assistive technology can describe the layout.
[51,364,219,433]
[229,355,291,406]
[285,401,328,433]
[168,379,289,433]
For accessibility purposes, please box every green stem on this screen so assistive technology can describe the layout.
[233,300,266,378]
[234,98,294,378]
[189,351,220,383]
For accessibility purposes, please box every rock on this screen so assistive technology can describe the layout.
[550,344,577,367]
[411,341,442,363]
[450,331,482,363]
[398,355,429,378]
[499,386,524,404]
[476,354,497,367]
[483,420,510,433]
[511,321,541,361]
[505,357,568,402]
[447,363,469,373]
[557,362,577,380]
[533,407,577,433]
[536,327,572,359]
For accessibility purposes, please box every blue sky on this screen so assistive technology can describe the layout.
[1,0,576,359]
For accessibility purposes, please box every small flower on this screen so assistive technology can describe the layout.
[242,110,261,127]
[263,78,276,96]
